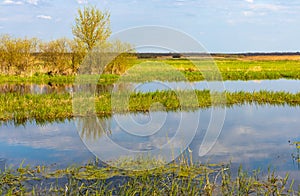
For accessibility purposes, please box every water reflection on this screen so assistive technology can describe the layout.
[0,83,114,94]
[76,116,111,141]
[83,104,296,186]
[133,79,300,93]
[0,105,299,183]
[1,79,300,95]
[0,158,6,171]
[0,83,73,94]
[0,120,93,167]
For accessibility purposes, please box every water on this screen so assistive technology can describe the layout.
[0,83,73,94]
[1,79,300,187]
[0,158,5,171]
[0,105,299,184]
[132,79,300,93]
[2,79,300,94]
[0,83,113,94]
[0,120,93,167]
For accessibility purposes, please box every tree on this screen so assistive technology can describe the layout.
[72,6,111,51]
[39,38,72,75]
[68,39,86,73]
[104,40,135,74]
[0,35,38,75]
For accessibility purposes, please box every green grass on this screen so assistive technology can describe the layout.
[120,58,300,81]
[2,58,300,84]
[162,58,300,81]
[0,74,119,85]
[1,90,300,124]
[0,74,75,84]
[0,155,298,195]
[2,57,300,194]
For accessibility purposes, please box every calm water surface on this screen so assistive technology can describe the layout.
[0,105,299,184]
[2,79,300,94]
[133,79,300,93]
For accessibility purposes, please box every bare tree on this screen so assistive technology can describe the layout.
[0,35,38,75]
[39,38,72,75]
[104,40,135,74]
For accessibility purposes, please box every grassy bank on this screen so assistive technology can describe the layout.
[0,74,119,85]
[0,156,297,195]
[1,90,300,124]
[2,58,300,84]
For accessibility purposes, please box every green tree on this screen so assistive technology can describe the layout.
[72,6,111,51]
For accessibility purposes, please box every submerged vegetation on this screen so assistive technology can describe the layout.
[0,155,298,195]
[291,141,300,167]
[1,90,300,124]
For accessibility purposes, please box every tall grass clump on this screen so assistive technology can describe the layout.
[1,90,300,123]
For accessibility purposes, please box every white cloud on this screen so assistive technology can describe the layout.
[2,0,39,5]
[37,14,52,20]
[26,0,38,5]
[0,123,84,152]
[2,0,23,5]
[245,0,253,3]
[249,3,286,12]
[77,0,87,4]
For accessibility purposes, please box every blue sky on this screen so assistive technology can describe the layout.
[0,0,300,52]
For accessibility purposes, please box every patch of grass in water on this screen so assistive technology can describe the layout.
[290,141,300,165]
[1,90,300,124]
[0,155,298,195]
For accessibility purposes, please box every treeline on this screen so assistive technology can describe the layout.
[0,35,87,76]
[0,35,133,76]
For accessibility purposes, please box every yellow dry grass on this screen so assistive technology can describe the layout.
[239,55,300,61]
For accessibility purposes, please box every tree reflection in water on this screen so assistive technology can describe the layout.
[76,115,111,141]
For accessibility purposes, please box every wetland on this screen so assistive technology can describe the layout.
[1,56,300,194]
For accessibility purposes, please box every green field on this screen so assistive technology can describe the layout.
[1,56,300,195]
[2,57,300,84]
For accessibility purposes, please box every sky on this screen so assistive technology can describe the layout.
[0,0,300,53]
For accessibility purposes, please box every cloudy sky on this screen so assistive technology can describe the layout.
[0,0,300,52]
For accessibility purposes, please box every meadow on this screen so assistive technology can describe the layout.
[2,56,300,84]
